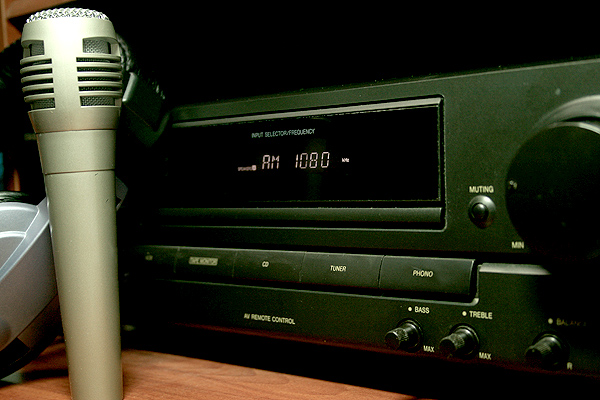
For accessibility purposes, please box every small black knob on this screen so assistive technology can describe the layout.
[468,196,496,228]
[439,326,479,358]
[385,320,422,352]
[525,334,568,370]
[470,203,489,221]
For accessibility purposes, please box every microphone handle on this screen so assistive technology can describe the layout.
[38,129,122,400]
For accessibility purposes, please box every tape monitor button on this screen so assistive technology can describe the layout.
[175,247,237,280]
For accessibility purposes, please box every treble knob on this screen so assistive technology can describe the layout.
[439,325,479,358]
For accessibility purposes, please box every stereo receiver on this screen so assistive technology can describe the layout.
[120,56,600,380]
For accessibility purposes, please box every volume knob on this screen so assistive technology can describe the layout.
[506,114,600,262]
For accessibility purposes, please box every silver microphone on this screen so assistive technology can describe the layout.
[20,8,123,400]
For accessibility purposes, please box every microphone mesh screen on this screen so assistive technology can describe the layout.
[30,42,45,56]
[83,39,110,54]
[32,99,56,110]
[27,8,109,23]
[22,8,121,110]
[80,96,115,107]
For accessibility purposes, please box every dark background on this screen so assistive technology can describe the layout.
[5,2,597,198]
[8,2,599,107]
[3,4,600,397]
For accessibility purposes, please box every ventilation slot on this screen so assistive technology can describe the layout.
[76,57,114,63]
[27,78,53,85]
[78,76,120,82]
[21,67,52,78]
[76,54,122,107]
[31,98,56,109]
[80,96,115,106]
[20,52,54,110]
[28,41,45,56]
[83,39,110,54]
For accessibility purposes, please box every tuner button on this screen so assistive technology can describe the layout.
[385,320,422,352]
[525,334,568,370]
[439,326,479,358]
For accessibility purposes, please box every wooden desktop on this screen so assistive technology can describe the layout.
[0,340,413,400]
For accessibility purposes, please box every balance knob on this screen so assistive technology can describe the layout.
[525,334,568,370]
[506,97,600,262]
[439,326,479,358]
[385,320,422,352]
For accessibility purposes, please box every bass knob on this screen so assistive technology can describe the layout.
[385,320,422,352]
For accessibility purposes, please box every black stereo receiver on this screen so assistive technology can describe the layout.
[120,56,600,382]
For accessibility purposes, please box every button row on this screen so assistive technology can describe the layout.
[133,246,475,298]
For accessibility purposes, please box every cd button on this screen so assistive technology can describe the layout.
[175,247,237,280]
[234,250,305,283]
[300,253,383,288]
[380,256,475,299]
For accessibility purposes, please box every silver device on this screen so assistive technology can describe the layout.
[20,8,123,400]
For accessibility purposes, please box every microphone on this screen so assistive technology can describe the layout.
[20,8,123,400]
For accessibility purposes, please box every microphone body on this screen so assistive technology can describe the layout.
[21,9,123,400]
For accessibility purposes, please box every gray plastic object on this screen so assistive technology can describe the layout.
[0,176,127,380]
[0,199,61,377]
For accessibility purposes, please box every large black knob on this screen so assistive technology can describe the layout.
[506,119,600,262]
[385,320,422,352]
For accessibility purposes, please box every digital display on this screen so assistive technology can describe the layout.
[166,98,442,208]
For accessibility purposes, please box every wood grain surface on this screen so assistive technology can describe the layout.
[0,343,422,399]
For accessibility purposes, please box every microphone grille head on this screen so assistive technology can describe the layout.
[26,8,109,23]
[21,7,122,132]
